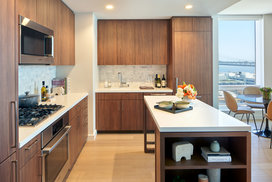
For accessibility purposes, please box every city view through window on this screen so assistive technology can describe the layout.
[218,20,257,107]
[219,20,256,86]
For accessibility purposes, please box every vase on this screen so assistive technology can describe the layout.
[207,168,221,182]
[263,92,271,100]
[210,140,220,152]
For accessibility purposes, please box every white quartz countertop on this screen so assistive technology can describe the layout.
[96,87,173,93]
[19,93,88,148]
[144,96,251,132]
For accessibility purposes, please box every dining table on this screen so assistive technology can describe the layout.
[237,94,271,138]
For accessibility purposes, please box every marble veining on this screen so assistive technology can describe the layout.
[18,65,56,96]
[99,65,167,83]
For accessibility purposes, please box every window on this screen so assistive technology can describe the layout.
[217,17,264,109]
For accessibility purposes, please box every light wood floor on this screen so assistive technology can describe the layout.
[67,122,272,182]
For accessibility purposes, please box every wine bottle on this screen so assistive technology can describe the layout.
[157,74,161,88]
[155,74,158,88]
[41,81,47,102]
[162,74,166,88]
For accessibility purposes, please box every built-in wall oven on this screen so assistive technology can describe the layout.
[41,112,71,182]
[19,15,54,65]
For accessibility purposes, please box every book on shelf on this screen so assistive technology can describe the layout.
[201,153,232,162]
[201,146,232,162]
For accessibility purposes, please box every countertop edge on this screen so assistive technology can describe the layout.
[19,93,88,148]
[95,88,173,93]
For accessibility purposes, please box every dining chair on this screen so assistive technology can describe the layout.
[265,101,272,148]
[243,86,265,130]
[223,91,258,130]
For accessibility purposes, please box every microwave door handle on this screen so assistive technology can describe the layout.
[42,126,71,154]
[45,35,54,57]
[51,36,54,57]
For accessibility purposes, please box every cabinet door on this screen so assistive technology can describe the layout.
[193,17,212,32]
[174,32,212,98]
[20,151,42,182]
[0,0,17,163]
[134,20,153,65]
[172,17,193,32]
[117,21,135,65]
[152,20,169,65]
[0,152,17,182]
[36,0,50,27]
[69,116,80,168]
[121,100,143,131]
[16,0,36,20]
[98,21,118,65]
[96,100,121,131]
[48,0,61,64]
[59,3,75,65]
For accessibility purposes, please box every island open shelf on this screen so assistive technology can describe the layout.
[144,96,252,182]
[155,130,251,182]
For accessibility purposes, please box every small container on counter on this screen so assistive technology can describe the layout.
[198,174,209,182]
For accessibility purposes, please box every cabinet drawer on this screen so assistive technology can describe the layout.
[121,93,143,100]
[19,134,41,169]
[96,93,123,100]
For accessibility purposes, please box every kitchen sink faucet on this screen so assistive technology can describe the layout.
[118,72,129,87]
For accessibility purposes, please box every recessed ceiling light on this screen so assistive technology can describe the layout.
[185,4,193,10]
[106,4,114,10]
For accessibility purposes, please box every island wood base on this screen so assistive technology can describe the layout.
[155,129,251,182]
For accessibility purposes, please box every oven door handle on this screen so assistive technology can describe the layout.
[42,126,71,155]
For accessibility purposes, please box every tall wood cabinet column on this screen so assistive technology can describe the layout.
[0,0,18,178]
[168,17,213,105]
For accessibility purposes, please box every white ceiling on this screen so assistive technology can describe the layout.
[220,0,272,15]
[63,0,239,19]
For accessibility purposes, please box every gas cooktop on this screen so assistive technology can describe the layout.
[19,104,63,126]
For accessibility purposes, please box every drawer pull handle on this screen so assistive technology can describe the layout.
[25,140,38,151]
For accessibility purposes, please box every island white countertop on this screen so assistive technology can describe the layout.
[19,92,88,148]
[144,96,251,132]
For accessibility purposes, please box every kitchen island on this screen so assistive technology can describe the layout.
[144,96,251,182]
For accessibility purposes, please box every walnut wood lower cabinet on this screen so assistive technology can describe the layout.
[19,134,42,182]
[69,97,88,169]
[155,131,251,182]
[96,92,173,132]
[96,93,145,131]
[0,152,17,182]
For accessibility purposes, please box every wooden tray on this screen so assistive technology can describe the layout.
[154,105,193,114]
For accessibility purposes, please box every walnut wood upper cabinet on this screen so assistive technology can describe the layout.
[117,21,136,65]
[16,0,75,65]
[97,20,169,65]
[168,17,213,105]
[16,0,37,21]
[134,20,153,65]
[98,20,118,65]
[152,20,169,65]
[0,0,17,164]
[36,0,50,27]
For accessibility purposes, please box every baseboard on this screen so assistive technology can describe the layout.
[88,130,97,141]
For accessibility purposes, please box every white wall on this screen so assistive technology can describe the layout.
[56,13,97,138]
[264,14,272,87]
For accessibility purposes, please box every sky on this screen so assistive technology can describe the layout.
[218,20,256,62]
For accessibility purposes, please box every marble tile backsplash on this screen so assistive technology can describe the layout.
[99,65,167,83]
[18,66,56,96]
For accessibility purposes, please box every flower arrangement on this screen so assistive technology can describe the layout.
[176,82,197,100]
[260,87,272,100]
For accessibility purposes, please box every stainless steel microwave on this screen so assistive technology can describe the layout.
[19,16,54,65]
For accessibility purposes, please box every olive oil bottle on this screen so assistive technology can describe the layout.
[41,81,47,102]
